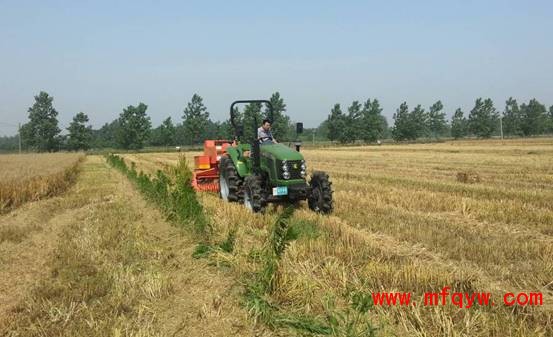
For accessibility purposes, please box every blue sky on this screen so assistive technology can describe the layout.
[1,0,552,135]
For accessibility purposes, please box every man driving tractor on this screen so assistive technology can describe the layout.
[257,119,278,145]
[190,99,333,214]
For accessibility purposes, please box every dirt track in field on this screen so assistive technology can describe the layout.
[0,175,90,318]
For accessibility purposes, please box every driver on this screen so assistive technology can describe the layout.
[257,119,278,145]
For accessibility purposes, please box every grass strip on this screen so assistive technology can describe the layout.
[105,153,209,238]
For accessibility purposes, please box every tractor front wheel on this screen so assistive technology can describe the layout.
[243,175,266,213]
[219,156,243,202]
[308,171,333,214]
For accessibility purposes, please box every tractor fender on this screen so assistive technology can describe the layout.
[225,147,249,178]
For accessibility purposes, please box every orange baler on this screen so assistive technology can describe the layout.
[192,140,233,192]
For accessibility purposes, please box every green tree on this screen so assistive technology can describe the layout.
[241,102,263,142]
[215,120,234,140]
[19,123,33,149]
[360,99,387,142]
[150,117,176,146]
[213,107,243,142]
[182,94,210,145]
[21,91,61,152]
[91,120,119,148]
[316,119,330,140]
[266,92,291,140]
[468,98,498,138]
[326,104,346,143]
[392,102,414,141]
[547,105,553,133]
[174,123,185,145]
[502,97,522,136]
[411,104,428,138]
[520,98,547,136]
[427,100,447,138]
[342,101,362,143]
[116,103,151,149]
[450,108,467,139]
[67,112,92,151]
[0,135,19,152]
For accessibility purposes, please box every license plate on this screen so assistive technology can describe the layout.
[272,186,288,196]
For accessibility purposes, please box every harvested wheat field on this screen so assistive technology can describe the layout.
[0,153,84,213]
[120,138,553,337]
[1,156,272,337]
[1,139,552,337]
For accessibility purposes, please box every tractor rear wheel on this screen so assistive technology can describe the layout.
[308,171,333,214]
[219,156,243,202]
[243,175,266,213]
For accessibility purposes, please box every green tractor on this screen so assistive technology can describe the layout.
[218,100,333,213]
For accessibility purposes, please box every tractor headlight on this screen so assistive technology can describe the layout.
[281,160,289,171]
[300,170,306,178]
[283,171,291,180]
[300,160,306,171]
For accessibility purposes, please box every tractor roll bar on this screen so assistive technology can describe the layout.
[229,100,274,130]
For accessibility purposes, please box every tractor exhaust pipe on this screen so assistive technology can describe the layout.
[295,122,304,152]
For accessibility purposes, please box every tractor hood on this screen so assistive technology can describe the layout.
[260,143,304,161]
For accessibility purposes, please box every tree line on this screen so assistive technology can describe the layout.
[6,91,295,152]
[1,91,552,152]
[324,97,553,143]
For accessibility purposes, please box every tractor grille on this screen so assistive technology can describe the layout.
[277,160,303,180]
